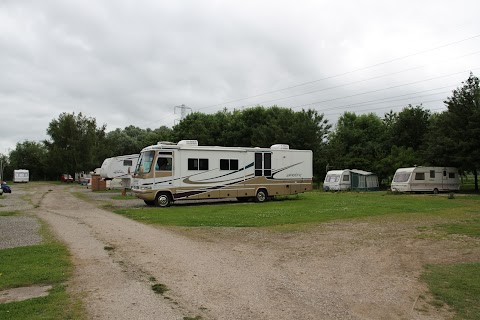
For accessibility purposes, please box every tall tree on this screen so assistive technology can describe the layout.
[388,105,431,151]
[8,141,48,180]
[427,73,480,190]
[44,112,106,178]
[327,112,389,182]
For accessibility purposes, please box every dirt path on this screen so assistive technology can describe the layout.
[31,184,479,319]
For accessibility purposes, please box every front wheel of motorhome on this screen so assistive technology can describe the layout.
[155,192,172,207]
[255,189,268,203]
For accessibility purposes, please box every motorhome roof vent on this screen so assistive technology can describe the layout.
[157,141,176,145]
[177,140,199,146]
[271,144,289,150]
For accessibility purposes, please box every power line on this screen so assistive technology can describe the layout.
[195,34,480,111]
[289,68,479,110]
[239,50,480,109]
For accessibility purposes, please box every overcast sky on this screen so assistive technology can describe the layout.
[1,0,479,152]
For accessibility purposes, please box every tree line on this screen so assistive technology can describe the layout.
[2,73,479,190]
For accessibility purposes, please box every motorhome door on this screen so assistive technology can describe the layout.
[155,152,173,185]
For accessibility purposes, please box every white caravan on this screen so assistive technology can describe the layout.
[100,154,139,189]
[323,169,379,191]
[13,169,29,183]
[391,167,460,194]
[131,140,313,207]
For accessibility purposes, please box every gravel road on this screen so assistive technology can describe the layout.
[3,183,479,319]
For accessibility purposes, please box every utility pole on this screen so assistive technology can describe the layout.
[174,104,192,124]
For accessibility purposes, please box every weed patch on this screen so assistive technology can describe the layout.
[151,283,169,295]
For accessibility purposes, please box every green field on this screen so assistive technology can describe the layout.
[113,191,478,227]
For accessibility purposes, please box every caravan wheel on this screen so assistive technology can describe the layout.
[155,192,172,207]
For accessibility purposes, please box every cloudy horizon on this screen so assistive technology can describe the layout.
[1,0,479,153]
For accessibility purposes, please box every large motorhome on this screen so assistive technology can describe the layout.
[131,140,313,207]
[100,154,139,189]
[391,167,460,194]
[13,169,29,183]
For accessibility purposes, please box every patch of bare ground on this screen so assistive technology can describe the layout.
[13,183,479,319]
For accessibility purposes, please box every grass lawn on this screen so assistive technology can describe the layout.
[0,214,85,320]
[113,190,477,227]
[422,263,480,320]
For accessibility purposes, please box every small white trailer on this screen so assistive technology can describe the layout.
[13,169,29,183]
[99,154,139,189]
[323,169,379,191]
[391,167,460,194]
[131,140,313,207]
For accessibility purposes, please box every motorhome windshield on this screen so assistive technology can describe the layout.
[136,151,155,174]
[393,172,411,182]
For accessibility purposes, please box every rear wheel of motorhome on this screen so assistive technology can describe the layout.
[155,192,172,207]
[433,188,439,195]
[144,200,155,206]
[255,189,268,203]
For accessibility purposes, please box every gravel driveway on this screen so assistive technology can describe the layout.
[3,183,479,319]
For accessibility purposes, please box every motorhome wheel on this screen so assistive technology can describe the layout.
[155,193,172,207]
[255,189,267,203]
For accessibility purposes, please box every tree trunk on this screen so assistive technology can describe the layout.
[475,169,479,191]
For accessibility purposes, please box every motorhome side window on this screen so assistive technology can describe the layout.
[430,170,435,178]
[415,172,425,180]
[123,160,133,166]
[156,158,172,171]
[188,158,209,170]
[220,159,239,170]
[449,172,456,178]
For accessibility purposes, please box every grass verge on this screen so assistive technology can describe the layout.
[113,191,475,227]
[0,220,85,320]
[421,263,480,320]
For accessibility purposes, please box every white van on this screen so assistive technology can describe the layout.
[391,167,460,194]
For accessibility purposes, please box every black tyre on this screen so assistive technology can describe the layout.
[255,189,268,203]
[433,188,439,195]
[155,192,172,207]
[144,200,155,206]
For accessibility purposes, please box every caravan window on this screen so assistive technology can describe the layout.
[449,172,456,179]
[325,175,339,183]
[393,172,411,182]
[123,160,133,166]
[220,159,239,171]
[343,175,349,182]
[188,158,209,171]
[415,172,425,180]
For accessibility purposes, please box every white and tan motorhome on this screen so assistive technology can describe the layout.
[131,140,313,207]
[391,167,460,194]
